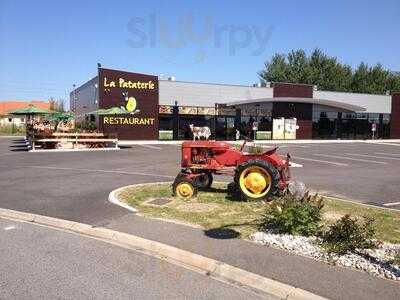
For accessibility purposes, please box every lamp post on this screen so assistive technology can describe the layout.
[72,84,76,113]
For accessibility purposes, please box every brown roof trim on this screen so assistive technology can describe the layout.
[225,97,366,112]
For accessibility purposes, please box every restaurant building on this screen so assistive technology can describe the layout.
[70,67,399,140]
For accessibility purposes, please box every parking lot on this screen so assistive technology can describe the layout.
[273,142,400,208]
[1,137,400,225]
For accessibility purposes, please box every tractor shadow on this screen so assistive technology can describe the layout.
[203,183,268,203]
[204,220,260,240]
[204,227,240,239]
[201,186,226,194]
[199,185,243,202]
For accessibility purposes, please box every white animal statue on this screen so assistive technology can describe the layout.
[189,124,211,140]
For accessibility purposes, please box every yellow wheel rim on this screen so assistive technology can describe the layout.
[239,166,271,198]
[176,182,194,199]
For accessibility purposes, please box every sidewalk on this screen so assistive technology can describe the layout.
[105,212,399,300]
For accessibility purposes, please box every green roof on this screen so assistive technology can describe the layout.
[9,105,52,115]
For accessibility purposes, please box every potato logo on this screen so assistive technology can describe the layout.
[126,96,137,113]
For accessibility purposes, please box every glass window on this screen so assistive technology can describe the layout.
[257,116,272,132]
[312,110,338,139]
[381,114,391,139]
[159,114,173,131]
[341,118,357,139]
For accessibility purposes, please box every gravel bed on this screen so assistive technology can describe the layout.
[250,231,400,281]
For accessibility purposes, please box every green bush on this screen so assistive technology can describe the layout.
[0,124,25,135]
[75,121,97,131]
[260,192,324,236]
[319,214,377,254]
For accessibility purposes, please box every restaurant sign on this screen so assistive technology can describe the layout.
[98,68,159,140]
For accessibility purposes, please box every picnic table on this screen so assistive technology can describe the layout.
[30,132,118,150]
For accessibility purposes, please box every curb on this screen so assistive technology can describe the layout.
[0,207,326,300]
[108,182,172,213]
[108,185,140,213]
[117,139,400,146]
[0,135,25,138]
[29,148,120,153]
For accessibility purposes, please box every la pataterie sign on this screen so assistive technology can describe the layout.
[103,77,156,90]
[99,68,159,140]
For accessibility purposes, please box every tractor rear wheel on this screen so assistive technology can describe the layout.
[173,175,197,199]
[234,160,279,201]
[194,172,213,189]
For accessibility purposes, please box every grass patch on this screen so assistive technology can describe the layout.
[119,183,400,242]
[323,198,400,243]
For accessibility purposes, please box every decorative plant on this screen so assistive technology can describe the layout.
[260,192,324,236]
[390,251,400,266]
[319,214,377,254]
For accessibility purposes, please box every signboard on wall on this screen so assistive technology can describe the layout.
[98,68,159,140]
[272,118,285,139]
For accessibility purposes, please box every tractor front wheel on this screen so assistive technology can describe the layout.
[173,175,197,199]
[234,160,279,201]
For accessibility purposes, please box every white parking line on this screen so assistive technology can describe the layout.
[344,153,400,161]
[291,156,348,166]
[138,144,162,150]
[19,165,175,179]
[375,152,400,157]
[314,154,387,165]
[383,202,400,207]
[289,162,303,168]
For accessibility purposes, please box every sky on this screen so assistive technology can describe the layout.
[0,0,399,107]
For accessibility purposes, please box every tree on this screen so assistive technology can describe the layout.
[259,48,400,94]
[388,72,400,92]
[259,53,288,83]
[57,99,65,112]
[48,97,65,112]
[286,49,309,83]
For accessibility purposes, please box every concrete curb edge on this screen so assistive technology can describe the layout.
[107,182,172,213]
[108,186,138,213]
[117,139,400,146]
[0,207,327,300]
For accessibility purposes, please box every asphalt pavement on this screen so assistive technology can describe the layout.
[1,137,400,300]
[0,218,269,300]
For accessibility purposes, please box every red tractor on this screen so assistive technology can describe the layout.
[172,139,291,201]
